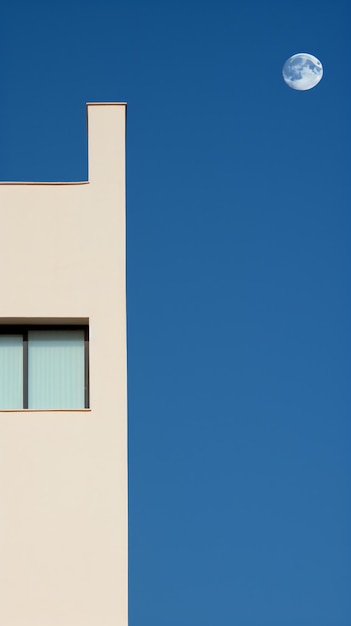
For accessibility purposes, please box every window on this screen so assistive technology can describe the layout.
[0,325,89,409]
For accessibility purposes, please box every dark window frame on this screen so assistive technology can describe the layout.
[0,324,89,409]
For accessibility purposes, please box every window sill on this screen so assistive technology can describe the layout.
[0,408,92,412]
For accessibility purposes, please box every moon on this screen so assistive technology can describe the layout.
[282,53,323,91]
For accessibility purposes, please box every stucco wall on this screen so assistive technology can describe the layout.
[0,104,128,626]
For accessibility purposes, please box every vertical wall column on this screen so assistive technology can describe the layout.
[87,103,126,187]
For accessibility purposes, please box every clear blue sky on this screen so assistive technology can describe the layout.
[1,1,350,624]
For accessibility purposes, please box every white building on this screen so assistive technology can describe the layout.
[0,103,128,626]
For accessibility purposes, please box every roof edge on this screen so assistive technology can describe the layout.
[0,102,127,186]
[0,181,89,186]
[86,102,127,106]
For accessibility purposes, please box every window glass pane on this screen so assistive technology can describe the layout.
[28,330,85,409]
[0,335,23,409]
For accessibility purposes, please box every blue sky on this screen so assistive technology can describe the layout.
[1,1,350,624]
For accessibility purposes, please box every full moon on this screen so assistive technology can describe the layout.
[282,53,323,91]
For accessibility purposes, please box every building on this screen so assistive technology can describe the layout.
[0,103,128,626]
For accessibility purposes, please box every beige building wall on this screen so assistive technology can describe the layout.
[0,103,128,626]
